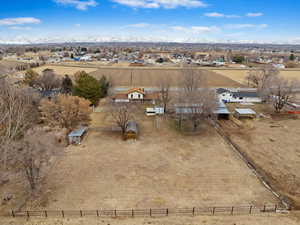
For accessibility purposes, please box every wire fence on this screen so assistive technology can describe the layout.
[9,205,283,218]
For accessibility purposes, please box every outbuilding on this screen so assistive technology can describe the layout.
[234,108,256,119]
[68,127,88,145]
[214,101,230,120]
[125,121,138,140]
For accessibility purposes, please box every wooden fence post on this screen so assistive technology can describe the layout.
[274,205,277,212]
[263,205,266,212]
[166,208,168,216]
[212,207,215,215]
[80,210,83,217]
[192,207,195,216]
[231,207,234,215]
[11,210,15,218]
[27,211,30,219]
[114,209,117,217]
[61,210,64,218]
[249,206,252,214]
[96,210,99,217]
[44,210,48,218]
[150,208,152,217]
[132,209,134,217]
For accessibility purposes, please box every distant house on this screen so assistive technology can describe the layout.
[217,88,262,103]
[125,121,138,140]
[112,88,159,104]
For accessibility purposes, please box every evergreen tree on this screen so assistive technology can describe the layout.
[62,75,73,94]
[72,71,102,105]
[99,75,110,97]
[289,53,295,61]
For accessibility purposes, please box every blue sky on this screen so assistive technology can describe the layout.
[0,0,300,44]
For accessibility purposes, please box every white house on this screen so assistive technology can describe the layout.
[112,88,159,104]
[127,88,145,100]
[217,88,262,103]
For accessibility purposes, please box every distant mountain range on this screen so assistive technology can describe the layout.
[1,36,300,46]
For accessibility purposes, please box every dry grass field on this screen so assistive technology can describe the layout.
[89,68,243,87]
[33,65,98,75]
[2,213,300,225]
[32,65,243,87]
[31,104,278,211]
[212,69,300,85]
[221,115,300,207]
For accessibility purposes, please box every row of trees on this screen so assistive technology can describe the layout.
[24,69,110,105]
[246,65,299,112]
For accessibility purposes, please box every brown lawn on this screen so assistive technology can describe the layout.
[224,116,300,207]
[38,105,277,210]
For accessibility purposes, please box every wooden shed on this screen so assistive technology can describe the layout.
[125,121,138,140]
[68,127,88,145]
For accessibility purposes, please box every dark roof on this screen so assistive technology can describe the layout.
[216,88,230,94]
[39,89,61,98]
[232,91,259,98]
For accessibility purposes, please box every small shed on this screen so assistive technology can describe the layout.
[125,121,138,140]
[234,108,256,119]
[214,101,230,120]
[68,127,88,145]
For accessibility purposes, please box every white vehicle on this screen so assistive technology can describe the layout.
[146,107,164,116]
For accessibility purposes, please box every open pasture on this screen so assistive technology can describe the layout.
[40,105,277,210]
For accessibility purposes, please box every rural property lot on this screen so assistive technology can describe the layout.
[41,109,278,210]
[212,69,300,85]
[226,117,300,207]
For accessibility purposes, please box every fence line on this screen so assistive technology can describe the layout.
[8,205,283,219]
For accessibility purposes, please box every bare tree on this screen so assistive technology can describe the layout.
[39,94,91,131]
[0,79,39,169]
[111,103,133,136]
[11,128,62,191]
[157,77,171,112]
[35,69,61,91]
[181,68,206,93]
[246,65,279,100]
[176,68,217,131]
[268,77,299,113]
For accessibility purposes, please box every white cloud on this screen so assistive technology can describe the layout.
[75,23,81,27]
[246,12,263,17]
[225,24,268,29]
[0,17,41,26]
[111,0,207,9]
[126,23,150,28]
[54,0,98,10]
[9,26,32,30]
[171,25,219,34]
[204,12,240,18]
